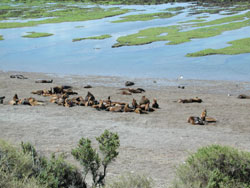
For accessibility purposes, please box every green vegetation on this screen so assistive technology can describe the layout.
[73,34,112,42]
[178,19,206,23]
[75,25,85,28]
[72,130,120,187]
[0,130,119,188]
[105,173,153,188]
[22,32,53,38]
[0,35,3,40]
[165,6,185,11]
[186,37,250,57]
[112,12,175,23]
[172,145,250,188]
[113,11,250,47]
[0,4,129,29]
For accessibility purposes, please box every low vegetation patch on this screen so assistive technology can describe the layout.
[72,34,112,42]
[186,37,250,56]
[105,173,154,188]
[112,12,175,23]
[172,145,250,188]
[0,35,3,40]
[164,6,185,11]
[178,19,206,23]
[22,32,53,38]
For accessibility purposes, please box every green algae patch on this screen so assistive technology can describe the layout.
[72,34,111,42]
[0,5,129,29]
[113,11,250,48]
[22,32,53,38]
[0,35,3,40]
[179,19,206,23]
[112,12,175,23]
[186,37,250,56]
[75,25,85,28]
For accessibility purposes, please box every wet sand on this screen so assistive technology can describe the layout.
[1,70,250,187]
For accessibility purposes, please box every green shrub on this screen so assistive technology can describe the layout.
[172,145,250,188]
[72,129,120,187]
[105,173,154,188]
[0,140,42,188]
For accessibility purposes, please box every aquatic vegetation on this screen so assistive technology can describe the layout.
[22,32,53,38]
[0,4,129,29]
[72,34,112,42]
[0,35,3,40]
[75,25,85,28]
[186,37,250,56]
[164,6,185,11]
[112,12,175,23]
[179,19,206,23]
[113,11,250,47]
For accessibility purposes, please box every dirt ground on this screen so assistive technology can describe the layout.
[1,70,250,187]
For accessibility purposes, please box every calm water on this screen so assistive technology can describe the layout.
[0,3,250,81]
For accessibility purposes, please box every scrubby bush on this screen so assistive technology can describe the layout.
[0,140,42,188]
[172,145,250,188]
[72,130,120,187]
[105,173,154,188]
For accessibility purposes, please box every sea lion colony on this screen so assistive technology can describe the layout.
[8,85,159,114]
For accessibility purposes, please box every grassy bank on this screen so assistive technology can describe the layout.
[72,34,112,41]
[186,37,250,56]
[0,35,3,40]
[22,32,53,38]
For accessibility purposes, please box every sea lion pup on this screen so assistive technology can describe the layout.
[85,92,95,102]
[9,94,19,105]
[152,98,159,108]
[0,96,5,104]
[35,79,53,83]
[124,104,133,112]
[200,109,207,122]
[139,96,150,105]
[132,98,138,109]
[237,94,250,99]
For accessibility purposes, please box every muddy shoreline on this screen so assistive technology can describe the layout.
[1,70,250,187]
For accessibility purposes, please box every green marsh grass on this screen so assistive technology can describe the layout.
[165,7,185,11]
[113,11,250,47]
[112,12,175,23]
[0,4,129,29]
[178,19,206,23]
[0,35,3,40]
[72,34,112,42]
[186,37,250,56]
[22,32,53,38]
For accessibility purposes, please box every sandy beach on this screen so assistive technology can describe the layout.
[1,70,250,187]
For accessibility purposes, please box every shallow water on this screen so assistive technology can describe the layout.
[0,3,250,81]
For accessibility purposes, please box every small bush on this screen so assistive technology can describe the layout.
[105,173,154,188]
[172,145,250,188]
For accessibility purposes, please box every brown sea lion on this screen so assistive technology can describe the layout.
[118,90,132,95]
[85,91,95,101]
[139,96,150,105]
[9,94,19,105]
[201,109,207,121]
[145,103,154,112]
[132,98,138,109]
[124,104,133,112]
[187,116,204,125]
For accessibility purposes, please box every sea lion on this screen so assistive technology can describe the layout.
[119,90,132,95]
[10,75,28,79]
[152,98,159,108]
[201,109,207,121]
[139,96,150,105]
[124,104,133,112]
[35,79,53,83]
[132,98,138,109]
[85,92,95,101]
[237,94,250,99]
[84,85,92,89]
[145,103,154,112]
[125,81,135,87]
[0,96,5,104]
[187,116,204,125]
[9,94,19,105]
[108,105,123,112]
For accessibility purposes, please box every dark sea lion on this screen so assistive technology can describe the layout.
[0,96,5,104]
[125,81,135,87]
[152,98,159,108]
[85,91,95,101]
[84,85,92,88]
[237,94,250,99]
[35,79,53,83]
